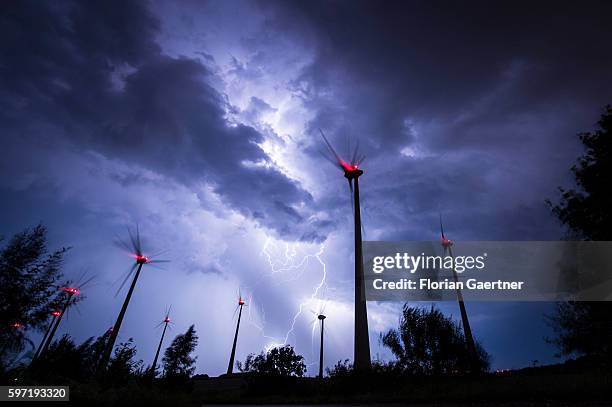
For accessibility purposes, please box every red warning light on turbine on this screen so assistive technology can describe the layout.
[52,310,61,317]
[134,254,150,264]
[11,323,23,329]
[238,298,245,306]
[340,160,359,172]
[441,236,453,248]
[440,235,453,247]
[63,287,80,295]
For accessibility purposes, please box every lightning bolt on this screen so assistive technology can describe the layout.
[247,237,328,353]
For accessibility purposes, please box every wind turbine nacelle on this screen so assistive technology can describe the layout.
[136,255,149,264]
[441,238,453,248]
[318,314,326,320]
[343,168,363,180]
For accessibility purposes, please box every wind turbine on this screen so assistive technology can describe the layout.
[149,307,172,378]
[31,309,61,362]
[34,271,94,362]
[320,130,371,371]
[309,300,328,379]
[99,226,168,373]
[439,214,479,371]
[317,313,326,379]
[37,286,81,359]
[227,291,246,375]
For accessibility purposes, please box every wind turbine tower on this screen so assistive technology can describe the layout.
[226,294,246,375]
[440,215,479,371]
[149,309,172,378]
[320,130,371,370]
[317,313,326,379]
[99,227,168,373]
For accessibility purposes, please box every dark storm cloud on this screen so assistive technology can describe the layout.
[0,0,318,240]
[265,0,612,239]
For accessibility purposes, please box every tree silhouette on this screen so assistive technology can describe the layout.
[30,331,141,383]
[0,224,69,367]
[547,105,611,240]
[325,359,352,377]
[107,338,143,384]
[237,345,306,377]
[546,106,612,363]
[381,304,489,375]
[162,325,198,380]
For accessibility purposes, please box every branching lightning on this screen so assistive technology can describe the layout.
[246,237,328,353]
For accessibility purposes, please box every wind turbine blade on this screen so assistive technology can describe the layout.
[114,237,133,254]
[148,259,170,264]
[319,129,342,165]
[147,263,167,272]
[136,225,142,255]
[79,274,96,290]
[318,149,341,167]
[351,139,360,164]
[150,248,170,259]
[115,264,137,297]
[347,136,351,164]
[74,269,86,286]
[439,213,445,239]
[128,226,141,256]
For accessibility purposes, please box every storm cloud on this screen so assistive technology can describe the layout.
[1,0,322,241]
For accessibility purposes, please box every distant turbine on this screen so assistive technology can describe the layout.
[149,307,172,378]
[31,309,61,362]
[227,291,246,375]
[317,313,326,379]
[439,214,479,371]
[99,226,168,373]
[34,272,94,363]
[37,286,81,359]
[320,130,371,370]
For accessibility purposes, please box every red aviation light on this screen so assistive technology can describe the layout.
[63,287,80,295]
[135,254,149,264]
[238,298,245,306]
[441,236,453,248]
[340,160,359,172]
[52,310,62,317]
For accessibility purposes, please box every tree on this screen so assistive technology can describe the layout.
[162,325,198,380]
[547,105,611,240]
[237,345,306,377]
[381,304,489,375]
[325,359,352,377]
[546,106,612,363]
[28,331,141,383]
[0,225,70,366]
[547,302,611,360]
[107,338,143,383]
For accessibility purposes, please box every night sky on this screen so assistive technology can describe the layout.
[1,0,612,375]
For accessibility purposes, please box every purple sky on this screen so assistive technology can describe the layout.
[1,0,611,375]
